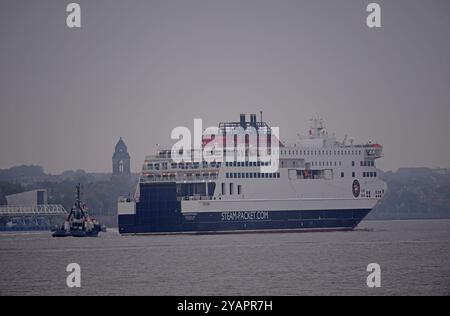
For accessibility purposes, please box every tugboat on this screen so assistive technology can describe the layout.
[52,184,105,237]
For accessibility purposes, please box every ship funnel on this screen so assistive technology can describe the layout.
[240,114,246,127]
[250,114,257,126]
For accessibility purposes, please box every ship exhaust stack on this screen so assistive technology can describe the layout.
[250,114,257,127]
[240,114,246,128]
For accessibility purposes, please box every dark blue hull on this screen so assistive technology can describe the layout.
[119,209,371,235]
[118,183,371,235]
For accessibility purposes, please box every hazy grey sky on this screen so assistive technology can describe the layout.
[1,0,449,173]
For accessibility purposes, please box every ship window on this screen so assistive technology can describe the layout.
[352,161,355,167]
[249,173,253,178]
[374,172,377,177]
[221,183,226,195]
[238,185,242,195]
[341,172,344,178]
[352,172,355,178]
[230,183,234,195]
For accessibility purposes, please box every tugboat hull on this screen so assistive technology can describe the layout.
[52,230,69,237]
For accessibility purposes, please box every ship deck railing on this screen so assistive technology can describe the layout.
[140,175,218,183]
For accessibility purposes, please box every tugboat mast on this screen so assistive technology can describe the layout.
[75,183,85,217]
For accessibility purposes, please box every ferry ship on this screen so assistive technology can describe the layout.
[118,114,386,235]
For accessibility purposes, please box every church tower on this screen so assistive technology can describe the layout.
[112,138,131,178]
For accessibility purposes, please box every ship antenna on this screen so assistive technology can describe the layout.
[260,110,263,124]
